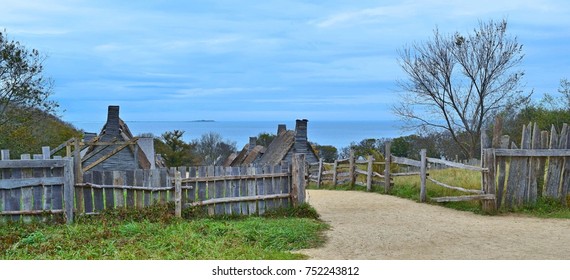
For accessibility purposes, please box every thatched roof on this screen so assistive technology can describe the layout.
[257,130,296,166]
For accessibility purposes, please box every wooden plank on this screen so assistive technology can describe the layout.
[292,154,306,206]
[104,171,114,209]
[83,186,94,214]
[197,166,207,214]
[0,189,6,222]
[493,149,570,157]
[63,159,74,223]
[384,142,391,193]
[0,159,68,169]
[332,160,338,186]
[206,166,215,216]
[21,187,32,222]
[561,124,570,206]
[482,149,497,213]
[186,193,291,207]
[496,135,510,209]
[0,177,65,189]
[420,149,427,202]
[134,169,144,208]
[505,142,522,209]
[113,171,125,208]
[538,131,549,197]
[264,165,275,211]
[282,162,292,208]
[515,124,531,205]
[366,155,373,192]
[125,170,135,208]
[92,171,105,212]
[180,173,290,183]
[186,167,195,203]
[175,171,182,218]
[224,167,233,215]
[231,167,241,215]
[247,166,257,215]
[5,168,22,222]
[214,166,225,215]
[428,177,482,194]
[160,169,168,203]
[239,166,248,214]
[426,157,487,172]
[430,194,495,202]
[256,166,265,215]
[545,125,563,198]
[151,169,161,204]
[528,122,541,204]
[391,155,422,167]
[75,185,85,214]
[349,149,356,187]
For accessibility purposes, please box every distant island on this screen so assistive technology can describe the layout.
[191,120,215,122]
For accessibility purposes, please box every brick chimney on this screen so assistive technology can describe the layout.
[248,137,257,152]
[106,105,120,136]
[277,124,286,135]
[294,119,308,154]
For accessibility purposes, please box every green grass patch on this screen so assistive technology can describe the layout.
[0,203,328,260]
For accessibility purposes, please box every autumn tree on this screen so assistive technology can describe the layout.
[395,19,525,159]
[1,30,57,127]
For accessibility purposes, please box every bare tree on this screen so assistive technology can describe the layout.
[395,19,525,158]
[193,132,237,166]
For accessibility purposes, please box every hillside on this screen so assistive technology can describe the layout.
[0,107,82,158]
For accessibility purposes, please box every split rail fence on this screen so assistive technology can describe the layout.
[308,150,394,192]
[0,147,307,223]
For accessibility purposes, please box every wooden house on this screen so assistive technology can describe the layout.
[81,105,160,172]
[256,119,319,165]
[225,137,266,167]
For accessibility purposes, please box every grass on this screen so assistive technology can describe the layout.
[310,167,570,218]
[0,203,328,260]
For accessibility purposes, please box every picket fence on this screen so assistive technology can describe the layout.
[0,147,307,223]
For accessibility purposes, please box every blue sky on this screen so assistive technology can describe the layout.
[2,0,570,123]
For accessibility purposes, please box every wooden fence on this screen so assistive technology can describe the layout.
[0,148,74,223]
[308,148,401,192]
[482,121,570,211]
[0,147,307,223]
[310,119,570,214]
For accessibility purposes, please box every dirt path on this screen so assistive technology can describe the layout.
[297,190,570,259]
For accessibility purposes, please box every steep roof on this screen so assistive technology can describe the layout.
[257,130,296,166]
[82,106,152,170]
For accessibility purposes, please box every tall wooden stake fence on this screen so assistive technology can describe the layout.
[0,147,307,223]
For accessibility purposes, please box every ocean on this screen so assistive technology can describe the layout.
[71,120,406,150]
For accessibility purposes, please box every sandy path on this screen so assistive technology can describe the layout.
[297,190,570,260]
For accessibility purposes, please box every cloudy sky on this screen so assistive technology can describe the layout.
[2,0,570,123]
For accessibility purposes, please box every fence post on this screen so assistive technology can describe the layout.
[63,159,75,224]
[366,155,373,192]
[482,149,497,213]
[332,159,338,186]
[291,154,306,206]
[349,149,356,188]
[384,142,392,193]
[420,149,427,203]
[316,158,323,189]
[175,171,182,218]
[1,149,10,160]
[73,138,83,184]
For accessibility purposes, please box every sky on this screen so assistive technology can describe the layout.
[2,0,570,124]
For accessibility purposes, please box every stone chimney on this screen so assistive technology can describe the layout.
[277,124,286,135]
[294,119,308,154]
[106,105,120,136]
[248,137,257,152]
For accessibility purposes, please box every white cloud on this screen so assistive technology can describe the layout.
[172,87,283,98]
